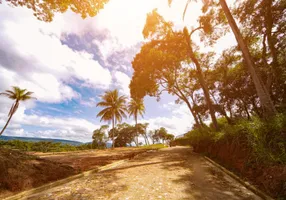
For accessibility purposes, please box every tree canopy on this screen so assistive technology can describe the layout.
[1,0,109,22]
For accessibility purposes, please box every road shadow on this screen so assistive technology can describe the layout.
[157,147,260,200]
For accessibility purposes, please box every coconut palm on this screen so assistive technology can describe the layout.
[0,86,36,135]
[96,89,127,148]
[128,98,145,146]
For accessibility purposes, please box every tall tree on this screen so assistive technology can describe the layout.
[131,10,218,129]
[169,0,277,117]
[136,123,149,145]
[96,89,127,148]
[234,0,286,108]
[0,86,36,135]
[128,98,145,146]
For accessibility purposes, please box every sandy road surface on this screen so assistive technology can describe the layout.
[24,147,262,200]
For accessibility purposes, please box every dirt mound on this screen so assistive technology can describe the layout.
[0,148,76,197]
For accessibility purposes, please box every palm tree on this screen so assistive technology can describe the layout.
[128,98,145,146]
[96,89,127,148]
[0,86,36,135]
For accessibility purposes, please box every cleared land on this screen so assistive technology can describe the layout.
[12,147,262,200]
[0,147,148,199]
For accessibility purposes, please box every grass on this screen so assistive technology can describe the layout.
[139,144,166,150]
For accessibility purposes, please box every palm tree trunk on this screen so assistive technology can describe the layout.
[135,116,139,147]
[112,115,115,148]
[219,0,276,117]
[0,106,15,136]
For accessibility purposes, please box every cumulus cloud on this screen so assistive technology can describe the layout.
[138,102,195,136]
[1,103,98,142]
[113,71,131,96]
[0,4,112,104]
[80,97,98,108]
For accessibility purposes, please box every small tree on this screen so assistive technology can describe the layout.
[92,125,109,149]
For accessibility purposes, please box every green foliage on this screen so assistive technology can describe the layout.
[151,127,174,145]
[2,0,109,22]
[185,115,286,164]
[128,98,145,122]
[0,140,91,152]
[139,144,166,150]
[97,89,127,124]
[92,125,109,149]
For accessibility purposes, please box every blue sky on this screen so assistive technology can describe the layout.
[0,0,236,142]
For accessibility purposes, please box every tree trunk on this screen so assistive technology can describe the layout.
[265,0,278,71]
[175,86,201,128]
[240,99,251,120]
[143,135,147,145]
[227,103,233,119]
[210,91,232,124]
[0,102,17,136]
[251,98,262,117]
[184,31,218,130]
[144,133,149,145]
[112,115,115,148]
[219,0,276,117]
[135,116,139,147]
[0,111,14,136]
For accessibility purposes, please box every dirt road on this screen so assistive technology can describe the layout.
[25,147,262,200]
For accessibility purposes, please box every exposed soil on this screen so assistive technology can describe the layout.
[0,148,76,198]
[36,148,147,172]
[193,136,286,199]
[24,147,262,200]
[0,148,147,199]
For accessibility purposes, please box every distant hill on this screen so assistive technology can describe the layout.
[0,135,83,146]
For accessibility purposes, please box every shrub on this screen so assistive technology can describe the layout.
[185,115,286,164]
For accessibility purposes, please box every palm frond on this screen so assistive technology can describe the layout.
[96,89,127,124]
[183,0,192,21]
[96,101,111,107]
[0,92,12,97]
[97,107,112,117]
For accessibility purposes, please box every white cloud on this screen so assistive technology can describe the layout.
[0,4,112,104]
[0,103,98,142]
[80,97,97,108]
[139,102,195,136]
[113,71,131,96]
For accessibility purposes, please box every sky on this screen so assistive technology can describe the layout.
[0,0,236,142]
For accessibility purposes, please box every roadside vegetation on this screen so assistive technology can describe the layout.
[171,115,286,198]
[0,140,92,152]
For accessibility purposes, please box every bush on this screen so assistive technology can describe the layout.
[185,114,286,164]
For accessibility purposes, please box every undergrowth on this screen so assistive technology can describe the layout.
[173,113,286,164]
